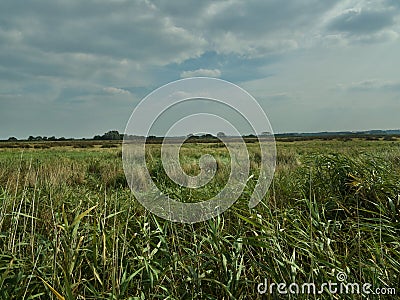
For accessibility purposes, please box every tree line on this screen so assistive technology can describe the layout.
[6,130,124,142]
[5,130,260,142]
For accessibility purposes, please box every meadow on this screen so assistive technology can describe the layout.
[0,139,399,299]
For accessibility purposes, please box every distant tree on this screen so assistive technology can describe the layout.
[92,131,125,140]
[217,132,226,138]
[260,131,272,136]
[103,130,121,140]
[125,134,142,140]
[28,136,34,141]
[8,137,18,141]
[48,136,57,141]
[201,134,215,139]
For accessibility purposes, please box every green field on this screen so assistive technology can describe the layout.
[0,140,399,299]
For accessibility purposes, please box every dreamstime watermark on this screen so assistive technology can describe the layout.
[257,272,397,296]
[122,77,276,223]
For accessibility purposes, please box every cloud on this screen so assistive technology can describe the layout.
[0,1,207,65]
[324,2,400,44]
[103,87,131,95]
[180,68,221,78]
[338,79,400,92]
[163,0,340,57]
[264,93,292,102]
[1,0,400,138]
[327,9,395,34]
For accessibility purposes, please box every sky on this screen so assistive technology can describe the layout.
[1,0,400,139]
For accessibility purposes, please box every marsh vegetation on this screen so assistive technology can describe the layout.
[0,140,399,299]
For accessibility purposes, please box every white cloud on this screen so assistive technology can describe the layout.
[103,87,131,95]
[337,79,400,91]
[180,68,221,78]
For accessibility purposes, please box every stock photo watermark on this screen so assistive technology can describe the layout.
[122,77,276,223]
[257,272,397,296]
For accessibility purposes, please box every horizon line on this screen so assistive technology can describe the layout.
[2,128,400,141]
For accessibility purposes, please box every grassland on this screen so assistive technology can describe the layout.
[0,139,399,299]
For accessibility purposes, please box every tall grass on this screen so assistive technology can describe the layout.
[0,140,399,299]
